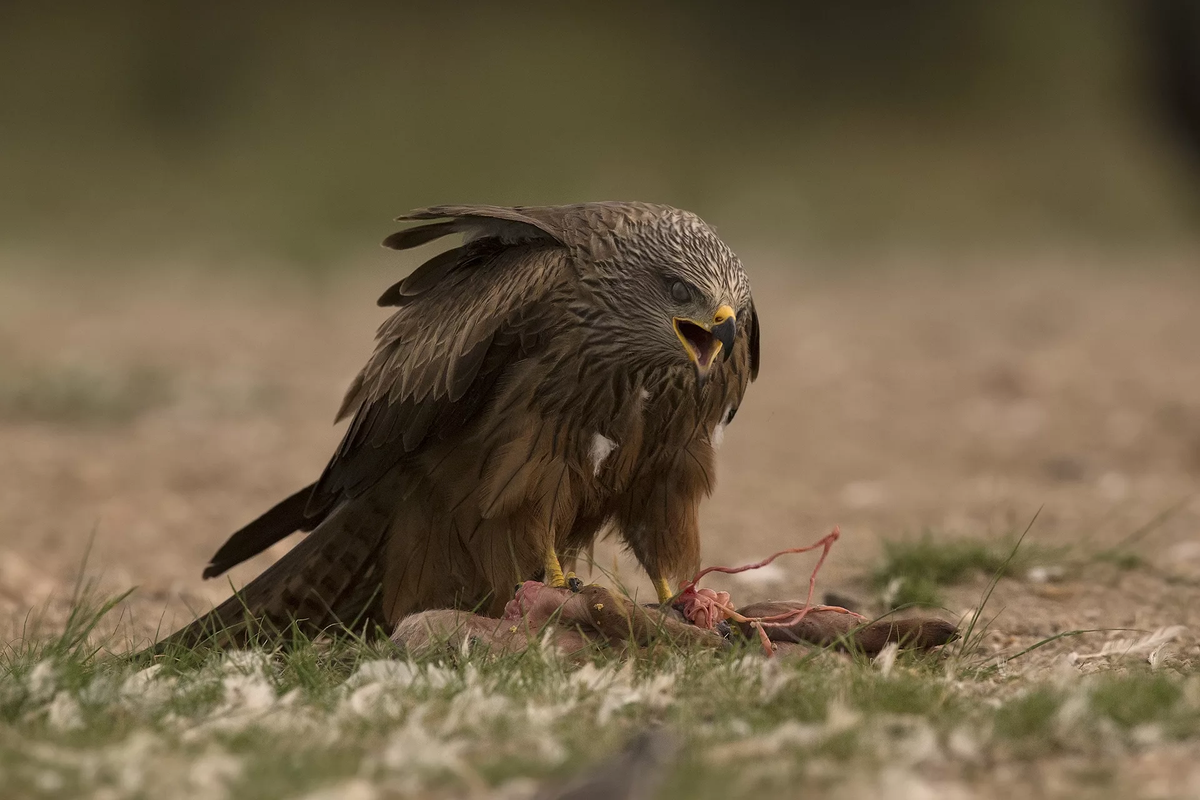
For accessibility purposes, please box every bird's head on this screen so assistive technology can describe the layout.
[593,207,757,388]
[666,278,738,389]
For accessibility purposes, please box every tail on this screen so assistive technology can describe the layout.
[153,489,396,654]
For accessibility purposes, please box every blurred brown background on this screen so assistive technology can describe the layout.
[2,1,1199,642]
[3,1,1199,263]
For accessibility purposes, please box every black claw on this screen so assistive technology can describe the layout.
[514,583,524,597]
[567,575,584,592]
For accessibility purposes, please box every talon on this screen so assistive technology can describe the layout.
[567,573,584,592]
[514,584,523,597]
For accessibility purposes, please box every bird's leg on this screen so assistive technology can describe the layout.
[540,548,585,593]
[654,577,675,605]
[542,547,568,589]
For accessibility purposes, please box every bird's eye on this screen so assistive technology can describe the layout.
[669,280,691,304]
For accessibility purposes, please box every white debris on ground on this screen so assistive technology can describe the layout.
[2,633,1199,799]
[1025,565,1067,584]
[1067,626,1188,666]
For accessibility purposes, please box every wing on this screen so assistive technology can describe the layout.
[305,206,577,518]
[202,482,316,579]
[201,203,647,576]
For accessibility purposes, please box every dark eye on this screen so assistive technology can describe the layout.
[669,280,691,304]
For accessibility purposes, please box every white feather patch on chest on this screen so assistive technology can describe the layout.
[589,433,617,476]
[711,404,733,450]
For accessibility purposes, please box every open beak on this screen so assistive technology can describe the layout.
[673,305,737,387]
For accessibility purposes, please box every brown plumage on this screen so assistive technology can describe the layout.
[162,202,760,649]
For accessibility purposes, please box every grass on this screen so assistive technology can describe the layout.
[871,498,1200,612]
[871,531,1058,609]
[0,516,1185,798]
[1,575,1196,800]
[1093,550,1147,572]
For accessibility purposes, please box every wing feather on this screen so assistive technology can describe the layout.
[380,220,459,252]
[377,247,462,307]
[306,211,570,517]
[201,482,318,579]
[449,332,494,402]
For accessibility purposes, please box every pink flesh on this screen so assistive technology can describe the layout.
[503,580,574,624]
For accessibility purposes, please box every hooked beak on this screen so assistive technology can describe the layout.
[673,305,737,387]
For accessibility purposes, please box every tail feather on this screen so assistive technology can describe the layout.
[156,488,395,653]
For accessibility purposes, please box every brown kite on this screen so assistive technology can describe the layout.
[166,203,760,648]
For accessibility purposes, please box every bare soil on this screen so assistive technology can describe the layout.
[2,254,1199,668]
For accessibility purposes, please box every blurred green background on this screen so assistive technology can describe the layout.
[2,1,1198,268]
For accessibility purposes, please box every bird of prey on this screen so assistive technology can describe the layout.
[165,202,760,648]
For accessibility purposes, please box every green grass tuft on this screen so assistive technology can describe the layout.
[994,688,1063,746]
[872,530,1058,609]
[1093,550,1147,571]
[1090,673,1186,729]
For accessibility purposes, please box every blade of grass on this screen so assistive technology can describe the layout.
[954,505,1042,661]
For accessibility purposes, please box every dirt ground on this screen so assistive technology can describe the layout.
[2,253,1199,664]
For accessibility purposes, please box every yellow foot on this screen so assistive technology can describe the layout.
[654,577,676,605]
